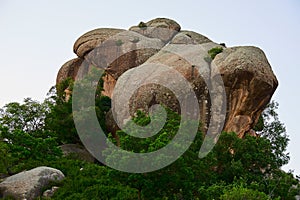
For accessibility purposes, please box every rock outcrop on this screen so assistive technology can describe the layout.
[0,166,65,200]
[211,46,278,137]
[56,17,278,138]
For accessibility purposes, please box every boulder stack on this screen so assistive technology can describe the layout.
[56,18,278,138]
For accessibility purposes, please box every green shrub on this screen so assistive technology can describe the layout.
[208,47,223,59]
[198,182,229,199]
[220,43,226,47]
[253,114,264,131]
[115,39,123,46]
[220,186,271,200]
[138,21,147,29]
[0,127,62,174]
[47,158,137,200]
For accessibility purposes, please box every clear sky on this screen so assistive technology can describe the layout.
[0,0,299,175]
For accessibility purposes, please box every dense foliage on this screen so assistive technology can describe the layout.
[0,72,299,199]
[104,108,298,199]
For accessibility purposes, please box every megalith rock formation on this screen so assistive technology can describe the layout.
[56,17,278,138]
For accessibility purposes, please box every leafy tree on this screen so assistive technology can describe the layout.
[220,185,271,200]
[260,101,290,168]
[0,75,297,200]
[47,158,137,200]
[0,140,11,175]
[253,115,264,131]
[0,126,62,175]
[104,102,297,199]
[45,85,79,144]
[104,109,202,199]
[0,98,49,133]
[45,67,110,144]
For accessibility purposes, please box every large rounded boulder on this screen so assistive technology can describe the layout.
[111,37,224,131]
[73,28,125,58]
[211,46,278,137]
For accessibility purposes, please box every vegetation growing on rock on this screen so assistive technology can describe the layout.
[138,22,147,29]
[0,89,299,199]
[0,18,298,199]
[208,47,223,59]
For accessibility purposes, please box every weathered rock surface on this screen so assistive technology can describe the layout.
[211,46,278,137]
[170,30,212,44]
[0,166,65,200]
[66,30,166,98]
[60,144,95,163]
[56,17,278,138]
[73,28,125,58]
[102,73,117,98]
[112,41,224,131]
[129,18,180,42]
[56,58,83,85]
[85,31,165,81]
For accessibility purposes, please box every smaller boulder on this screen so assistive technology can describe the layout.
[170,30,212,44]
[43,186,60,198]
[129,18,180,42]
[73,28,125,57]
[60,144,95,163]
[0,166,65,200]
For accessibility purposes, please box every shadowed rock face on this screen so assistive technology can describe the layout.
[56,58,83,85]
[211,46,278,137]
[56,17,278,138]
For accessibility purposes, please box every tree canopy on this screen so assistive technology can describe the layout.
[0,81,299,199]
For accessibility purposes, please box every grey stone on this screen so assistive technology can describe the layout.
[0,166,65,200]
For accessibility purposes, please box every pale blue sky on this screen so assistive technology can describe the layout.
[0,0,299,174]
